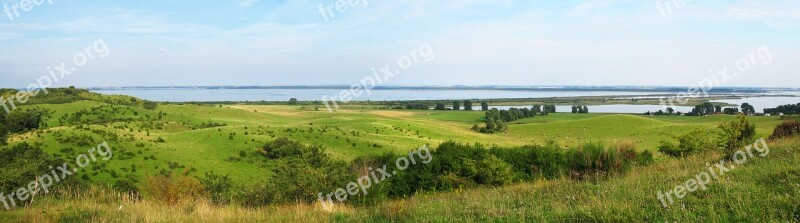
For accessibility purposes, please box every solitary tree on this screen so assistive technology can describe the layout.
[288,98,298,105]
[452,101,461,111]
[741,103,755,115]
[435,103,446,110]
[572,106,578,113]
[481,102,489,111]
[464,100,473,111]
[582,105,589,113]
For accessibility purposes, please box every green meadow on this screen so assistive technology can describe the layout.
[9,98,783,182]
[0,91,797,222]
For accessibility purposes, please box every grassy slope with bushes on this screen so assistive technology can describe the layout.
[2,137,797,222]
[0,88,796,222]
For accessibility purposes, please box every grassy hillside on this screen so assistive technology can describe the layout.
[0,92,794,222]
[5,97,783,185]
[3,137,798,222]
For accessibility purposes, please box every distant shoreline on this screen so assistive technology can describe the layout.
[84,85,798,93]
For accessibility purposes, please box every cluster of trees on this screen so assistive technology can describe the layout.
[571,105,589,113]
[644,107,677,116]
[687,103,718,116]
[405,103,430,110]
[0,142,74,197]
[646,104,751,116]
[190,138,652,207]
[685,102,753,116]
[475,108,536,133]
[764,103,800,115]
[433,100,476,111]
[723,107,740,115]
[740,103,756,115]
[538,105,555,114]
[0,108,48,145]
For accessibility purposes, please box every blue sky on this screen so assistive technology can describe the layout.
[0,0,798,88]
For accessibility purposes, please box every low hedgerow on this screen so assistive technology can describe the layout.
[187,138,654,208]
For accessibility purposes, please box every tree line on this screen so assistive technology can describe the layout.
[648,102,754,116]
[571,105,589,113]
[473,105,556,133]
[764,103,800,115]
[0,108,48,145]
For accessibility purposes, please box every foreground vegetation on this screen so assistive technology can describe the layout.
[2,136,798,222]
[0,88,797,222]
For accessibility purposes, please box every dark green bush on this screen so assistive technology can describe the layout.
[770,120,800,140]
[112,179,139,194]
[0,142,70,195]
[198,171,233,205]
[566,141,643,180]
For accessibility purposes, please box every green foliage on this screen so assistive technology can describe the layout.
[434,102,446,110]
[765,103,800,115]
[741,102,756,115]
[0,142,68,194]
[688,102,716,116]
[481,102,489,111]
[0,111,6,145]
[659,130,719,158]
[246,138,353,206]
[475,154,514,186]
[718,114,757,157]
[565,141,642,180]
[112,179,139,194]
[769,119,800,140]
[4,108,48,133]
[142,101,158,110]
[477,108,534,133]
[571,105,588,113]
[452,100,460,111]
[389,140,650,197]
[464,100,473,111]
[198,171,233,205]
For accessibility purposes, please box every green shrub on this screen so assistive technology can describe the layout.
[770,120,800,140]
[566,142,639,180]
[198,171,233,205]
[0,142,68,194]
[475,154,514,186]
[112,179,139,194]
[659,130,719,158]
[245,138,353,207]
[718,114,757,157]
